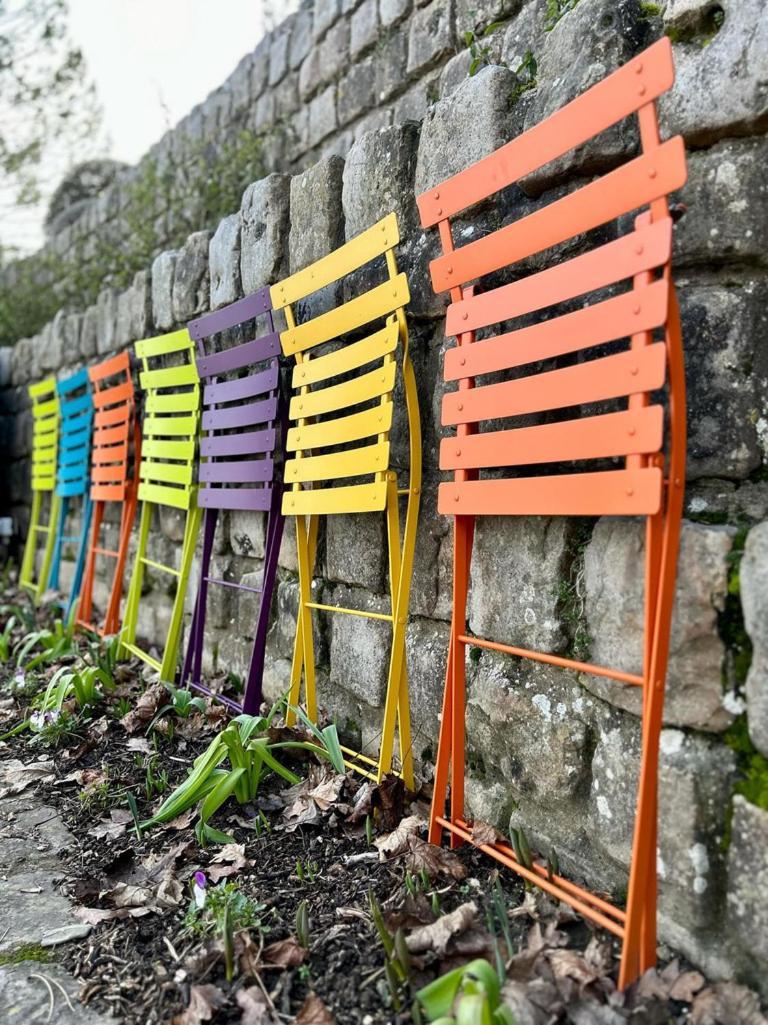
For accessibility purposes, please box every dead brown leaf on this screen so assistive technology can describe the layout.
[295,993,336,1025]
[263,936,307,967]
[374,814,423,859]
[372,774,406,831]
[472,819,505,846]
[208,843,251,882]
[172,984,227,1025]
[0,758,55,798]
[73,905,150,924]
[126,737,152,754]
[346,780,375,824]
[404,836,467,880]
[120,683,166,733]
[669,970,706,1003]
[236,986,275,1025]
[383,890,436,930]
[92,808,133,840]
[406,901,478,955]
[690,983,768,1025]
[547,948,600,992]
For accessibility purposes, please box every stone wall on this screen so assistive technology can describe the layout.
[1,0,768,995]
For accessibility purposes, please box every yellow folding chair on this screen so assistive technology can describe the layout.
[20,377,62,602]
[119,329,202,681]
[270,213,421,787]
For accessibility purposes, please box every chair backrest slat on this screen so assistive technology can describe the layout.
[417,37,675,228]
[88,351,136,500]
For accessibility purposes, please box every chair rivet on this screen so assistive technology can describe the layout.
[638,85,646,97]
[434,191,440,200]
[447,266,453,274]
[626,488,634,497]
[628,427,637,437]
[630,366,639,376]
[457,403,464,411]
[456,448,461,457]
[437,208,443,216]
[649,169,657,179]
[633,304,641,315]
[635,62,643,74]
[460,357,466,366]
[454,494,459,502]
[636,244,644,255]
[462,312,469,321]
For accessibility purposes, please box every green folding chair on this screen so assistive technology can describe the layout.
[20,377,62,602]
[119,329,202,681]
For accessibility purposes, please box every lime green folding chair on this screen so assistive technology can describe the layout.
[20,377,62,602]
[119,329,202,681]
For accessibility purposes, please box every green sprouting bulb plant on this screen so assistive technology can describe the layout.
[184,880,269,982]
[416,959,517,1024]
[296,899,310,948]
[146,683,207,733]
[14,609,79,672]
[0,616,16,662]
[141,700,345,845]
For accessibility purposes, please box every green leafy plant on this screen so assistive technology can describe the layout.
[14,610,79,672]
[416,959,517,1024]
[0,616,17,662]
[145,755,170,801]
[295,858,318,884]
[39,663,114,714]
[296,899,310,948]
[146,683,207,733]
[184,878,270,982]
[140,701,345,845]
[544,0,581,31]
[462,22,506,76]
[510,50,538,105]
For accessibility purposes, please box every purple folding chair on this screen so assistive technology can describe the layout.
[180,286,286,714]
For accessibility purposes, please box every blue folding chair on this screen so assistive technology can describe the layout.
[49,367,95,620]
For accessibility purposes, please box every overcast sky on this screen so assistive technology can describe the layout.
[8,1,297,251]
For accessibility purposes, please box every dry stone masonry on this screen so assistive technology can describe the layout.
[1,0,767,997]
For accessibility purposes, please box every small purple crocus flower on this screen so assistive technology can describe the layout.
[193,871,207,909]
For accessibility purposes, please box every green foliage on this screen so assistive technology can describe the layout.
[666,5,725,46]
[184,880,270,981]
[544,0,581,31]
[416,959,516,1024]
[719,527,753,689]
[639,2,662,16]
[0,615,16,661]
[14,609,79,671]
[140,700,345,845]
[296,899,310,948]
[0,128,266,346]
[725,717,768,813]
[462,22,506,76]
[146,683,206,734]
[0,942,54,966]
[510,50,538,105]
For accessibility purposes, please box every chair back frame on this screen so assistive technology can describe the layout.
[417,38,687,988]
[119,329,202,681]
[49,367,95,620]
[180,286,287,714]
[77,351,141,637]
[20,377,61,602]
[270,213,422,787]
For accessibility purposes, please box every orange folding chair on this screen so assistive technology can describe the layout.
[77,351,141,637]
[417,38,687,987]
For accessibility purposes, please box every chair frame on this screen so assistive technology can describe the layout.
[119,329,202,681]
[20,377,61,602]
[49,367,95,621]
[418,38,687,987]
[270,213,422,787]
[77,351,141,637]
[180,286,287,714]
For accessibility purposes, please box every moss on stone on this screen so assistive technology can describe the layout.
[719,526,753,690]
[0,943,55,966]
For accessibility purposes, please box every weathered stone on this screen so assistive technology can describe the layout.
[467,655,592,809]
[405,616,450,757]
[79,304,99,359]
[381,0,412,28]
[308,84,338,147]
[375,28,408,103]
[300,18,350,99]
[393,74,441,124]
[96,287,119,355]
[726,796,768,995]
[673,136,768,269]
[276,71,300,120]
[501,0,548,70]
[685,479,768,529]
[250,38,270,99]
[468,516,572,653]
[240,174,291,292]
[230,510,266,560]
[289,5,313,69]
[151,249,179,331]
[350,0,379,58]
[0,348,10,389]
[659,0,768,145]
[313,0,341,41]
[352,105,394,141]
[229,53,254,112]
[268,24,290,86]
[342,123,420,239]
[172,230,211,323]
[583,518,735,732]
[41,316,63,372]
[209,213,242,310]
[40,922,93,947]
[439,48,472,98]
[456,0,522,33]
[681,279,768,480]
[741,521,768,758]
[328,584,391,706]
[663,0,716,32]
[288,156,345,317]
[338,58,376,125]
[0,960,113,1024]
[415,64,518,195]
[326,513,387,591]
[115,270,151,347]
[269,577,328,665]
[521,0,645,194]
[58,312,82,367]
[407,0,456,77]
